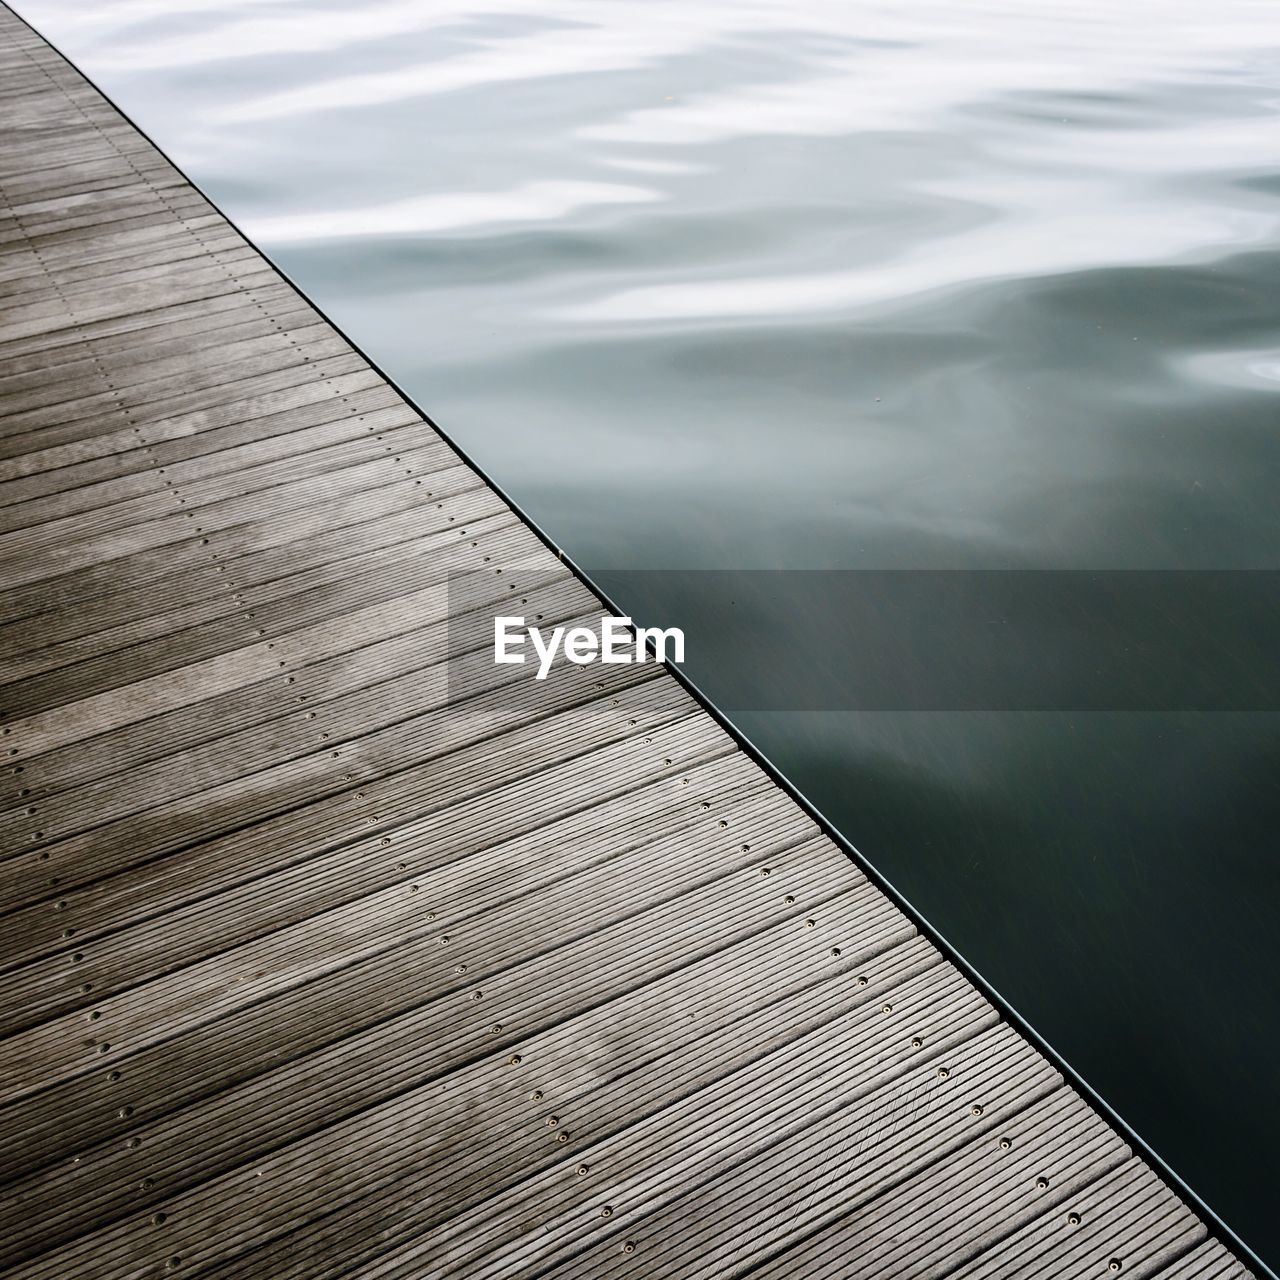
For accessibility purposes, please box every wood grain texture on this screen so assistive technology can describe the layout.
[0,6,1249,1279]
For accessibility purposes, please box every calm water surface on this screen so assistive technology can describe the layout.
[18,0,1280,1262]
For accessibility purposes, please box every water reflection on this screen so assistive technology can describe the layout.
[245,179,659,243]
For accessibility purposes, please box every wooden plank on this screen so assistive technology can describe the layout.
[746,1087,1131,1278]
[0,750,783,1177]
[0,5,1255,1280]
[0,348,368,471]
[0,359,381,487]
[0,478,500,654]
[1156,1241,1254,1280]
[0,454,482,624]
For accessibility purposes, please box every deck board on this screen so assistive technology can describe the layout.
[0,5,1255,1278]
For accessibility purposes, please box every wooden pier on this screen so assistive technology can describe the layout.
[0,6,1255,1277]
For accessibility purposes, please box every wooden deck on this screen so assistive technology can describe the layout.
[0,6,1256,1278]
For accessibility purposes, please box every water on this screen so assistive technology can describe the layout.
[17,0,1280,1263]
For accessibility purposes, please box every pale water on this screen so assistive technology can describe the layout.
[16,0,1280,1263]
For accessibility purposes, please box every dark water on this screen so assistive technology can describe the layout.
[19,0,1280,1264]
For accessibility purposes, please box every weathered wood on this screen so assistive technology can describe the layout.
[0,5,1253,1279]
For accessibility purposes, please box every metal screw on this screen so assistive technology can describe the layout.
[970,1104,984,1116]
[1067,1212,1081,1226]
[1035,1176,1049,1189]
